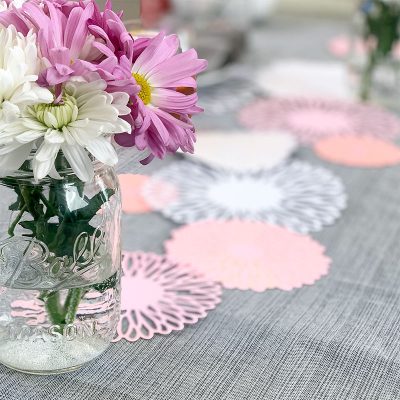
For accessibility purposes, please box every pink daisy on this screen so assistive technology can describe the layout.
[115,32,208,160]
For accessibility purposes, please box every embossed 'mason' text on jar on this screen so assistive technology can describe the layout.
[6,321,100,343]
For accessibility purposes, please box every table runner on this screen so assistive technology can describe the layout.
[1,16,400,400]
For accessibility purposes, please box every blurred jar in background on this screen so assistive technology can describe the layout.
[168,0,277,74]
[348,0,400,109]
[171,0,277,28]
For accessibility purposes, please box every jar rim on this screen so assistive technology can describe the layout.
[2,151,112,184]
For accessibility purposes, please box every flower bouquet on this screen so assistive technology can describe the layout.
[0,0,206,375]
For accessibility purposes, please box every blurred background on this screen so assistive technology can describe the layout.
[96,0,400,120]
[96,0,400,164]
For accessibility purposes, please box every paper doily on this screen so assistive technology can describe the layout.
[165,220,331,292]
[119,173,178,214]
[143,160,347,233]
[119,174,153,214]
[198,77,259,116]
[8,253,221,343]
[10,298,46,325]
[238,98,400,144]
[257,60,353,100]
[185,131,298,171]
[9,291,117,327]
[115,252,222,342]
[314,135,400,168]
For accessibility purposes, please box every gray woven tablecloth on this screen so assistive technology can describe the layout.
[2,15,400,400]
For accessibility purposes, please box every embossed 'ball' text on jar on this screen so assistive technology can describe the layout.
[0,156,122,375]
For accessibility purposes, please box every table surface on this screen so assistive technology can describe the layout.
[2,16,400,400]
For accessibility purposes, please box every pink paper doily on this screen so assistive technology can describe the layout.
[119,174,178,214]
[238,98,400,144]
[11,298,46,325]
[9,291,115,327]
[314,135,400,168]
[115,252,222,342]
[165,220,331,292]
[119,174,152,214]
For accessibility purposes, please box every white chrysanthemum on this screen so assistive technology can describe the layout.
[0,80,131,182]
[0,25,52,123]
[0,0,26,11]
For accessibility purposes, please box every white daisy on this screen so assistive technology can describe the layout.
[0,79,131,182]
[0,25,53,124]
[0,0,26,11]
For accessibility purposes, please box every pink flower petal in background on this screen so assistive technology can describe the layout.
[115,252,222,342]
[165,220,331,292]
[314,135,400,168]
[238,98,400,144]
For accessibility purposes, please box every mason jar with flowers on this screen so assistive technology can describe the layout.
[0,0,206,375]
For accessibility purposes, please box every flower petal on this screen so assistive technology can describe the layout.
[61,143,94,182]
[0,143,32,173]
[149,49,207,87]
[86,137,118,166]
[33,141,61,180]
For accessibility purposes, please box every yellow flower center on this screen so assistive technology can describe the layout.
[133,73,152,105]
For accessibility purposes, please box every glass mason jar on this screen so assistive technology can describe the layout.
[348,0,400,109]
[0,156,121,375]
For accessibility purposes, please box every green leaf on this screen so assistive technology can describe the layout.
[92,272,118,293]
[76,188,115,221]
[49,220,96,257]
[19,220,37,232]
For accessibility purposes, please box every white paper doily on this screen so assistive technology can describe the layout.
[257,60,354,100]
[183,131,298,171]
[143,160,347,233]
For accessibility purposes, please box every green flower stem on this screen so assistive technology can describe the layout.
[7,180,79,326]
[5,161,113,330]
[46,247,83,326]
[360,50,379,101]
[49,217,66,254]
[63,289,84,325]
[39,192,61,219]
[44,289,85,328]
[44,292,65,326]
[8,204,27,237]
[20,186,41,220]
